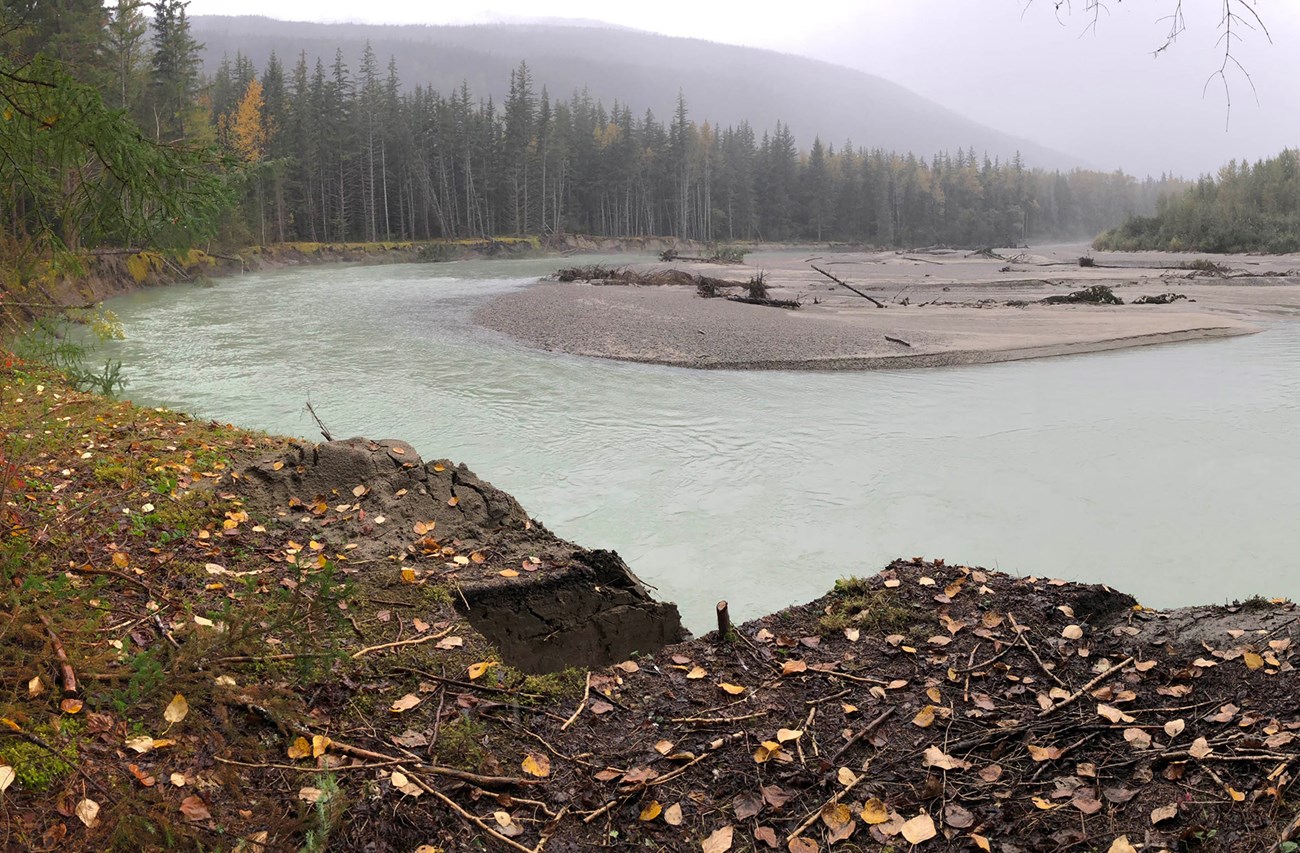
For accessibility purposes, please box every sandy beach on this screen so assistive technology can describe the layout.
[476,243,1300,369]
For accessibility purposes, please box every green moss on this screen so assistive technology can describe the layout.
[0,736,76,791]
[435,716,486,770]
[517,667,588,699]
[819,580,914,637]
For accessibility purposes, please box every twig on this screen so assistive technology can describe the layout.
[788,765,868,842]
[416,775,537,853]
[830,707,897,764]
[350,625,453,658]
[560,672,591,731]
[213,755,402,771]
[1009,613,1066,688]
[39,614,77,695]
[305,400,333,442]
[671,710,768,725]
[1038,656,1136,719]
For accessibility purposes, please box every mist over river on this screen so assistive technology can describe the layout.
[99,258,1300,633]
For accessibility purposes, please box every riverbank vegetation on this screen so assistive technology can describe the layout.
[1095,149,1300,254]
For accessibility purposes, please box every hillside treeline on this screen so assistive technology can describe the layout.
[6,1,1189,264]
[1095,150,1300,253]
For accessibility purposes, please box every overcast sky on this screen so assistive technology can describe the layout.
[184,0,1300,177]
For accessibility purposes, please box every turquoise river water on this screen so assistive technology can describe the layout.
[98,257,1300,633]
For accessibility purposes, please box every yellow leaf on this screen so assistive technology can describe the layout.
[272,461,285,471]
[0,765,14,793]
[112,551,129,568]
[60,698,83,714]
[287,737,312,759]
[1226,785,1245,802]
[837,766,858,787]
[164,693,189,724]
[639,800,662,821]
[521,752,551,778]
[448,496,459,507]
[468,662,494,680]
[781,659,807,675]
[718,683,745,695]
[777,728,803,743]
[1032,797,1059,810]
[1108,836,1138,853]
[400,567,417,584]
[1244,651,1264,670]
[913,705,937,728]
[312,735,331,758]
[686,666,707,679]
[861,797,888,824]
[498,569,520,578]
[971,833,992,851]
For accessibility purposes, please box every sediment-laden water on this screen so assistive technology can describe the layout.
[99,258,1300,632]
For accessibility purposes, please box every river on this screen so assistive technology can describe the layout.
[98,257,1300,633]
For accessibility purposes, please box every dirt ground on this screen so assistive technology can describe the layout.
[476,244,1300,370]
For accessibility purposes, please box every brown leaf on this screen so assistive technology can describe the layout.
[75,798,100,828]
[753,826,778,848]
[1061,625,1084,640]
[1072,794,1103,815]
[179,795,211,822]
[781,660,807,675]
[1103,786,1138,804]
[944,803,974,829]
[1097,704,1135,724]
[701,824,734,853]
[390,693,422,713]
[923,746,971,771]
[1164,719,1186,737]
[590,700,614,715]
[787,838,820,853]
[1122,728,1152,749]
[978,764,1003,783]
[761,785,793,809]
[1150,803,1178,824]
[734,793,763,820]
[664,802,683,826]
[1188,737,1213,759]
[128,764,156,787]
[1027,744,1064,762]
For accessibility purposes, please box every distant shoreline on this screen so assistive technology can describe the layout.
[475,244,1297,371]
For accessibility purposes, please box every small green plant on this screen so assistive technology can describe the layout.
[819,579,914,636]
[300,772,344,853]
[15,316,127,396]
[436,716,487,770]
[710,245,748,263]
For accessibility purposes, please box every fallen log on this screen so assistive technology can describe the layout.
[810,265,885,308]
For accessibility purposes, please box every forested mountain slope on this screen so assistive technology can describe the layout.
[190,16,1079,171]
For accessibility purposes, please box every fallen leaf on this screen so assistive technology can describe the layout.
[719,683,746,695]
[390,693,422,713]
[752,826,777,847]
[971,834,992,852]
[844,627,860,642]
[822,803,855,842]
[1226,785,1246,802]
[170,773,186,787]
[179,795,211,821]
[1243,651,1264,671]
[861,797,888,824]
[701,824,734,853]
[1032,797,1060,810]
[1027,744,1064,762]
[287,737,312,759]
[686,666,707,680]
[654,740,675,755]
[1189,737,1213,759]
[979,764,1003,782]
[164,693,189,724]
[944,803,974,829]
[1150,803,1178,824]
[493,811,524,837]
[521,752,551,778]
[777,728,803,743]
[781,660,807,675]
[467,662,494,680]
[590,700,614,715]
[836,767,858,787]
[435,636,463,650]
[75,798,100,828]
[128,764,156,787]
[1097,704,1135,724]
[640,800,663,821]
[913,705,938,728]
[761,785,793,809]
[1123,728,1152,749]
[60,698,83,714]
[1108,837,1138,853]
[734,792,763,820]
[312,735,331,758]
[0,765,13,792]
[787,838,819,853]
[614,660,640,673]
[923,746,971,771]
[1072,794,1103,815]
[900,812,937,843]
[1062,625,1084,640]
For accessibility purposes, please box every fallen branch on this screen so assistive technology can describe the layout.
[884,335,912,347]
[810,265,885,307]
[1038,656,1136,719]
[350,625,454,659]
[39,615,78,695]
[830,707,897,764]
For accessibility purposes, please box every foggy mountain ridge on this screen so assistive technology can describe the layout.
[190,15,1084,171]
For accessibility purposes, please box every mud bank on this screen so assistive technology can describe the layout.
[232,436,685,672]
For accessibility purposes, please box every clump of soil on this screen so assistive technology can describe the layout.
[1134,292,1190,305]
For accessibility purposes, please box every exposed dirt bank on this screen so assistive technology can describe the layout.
[477,244,1300,370]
